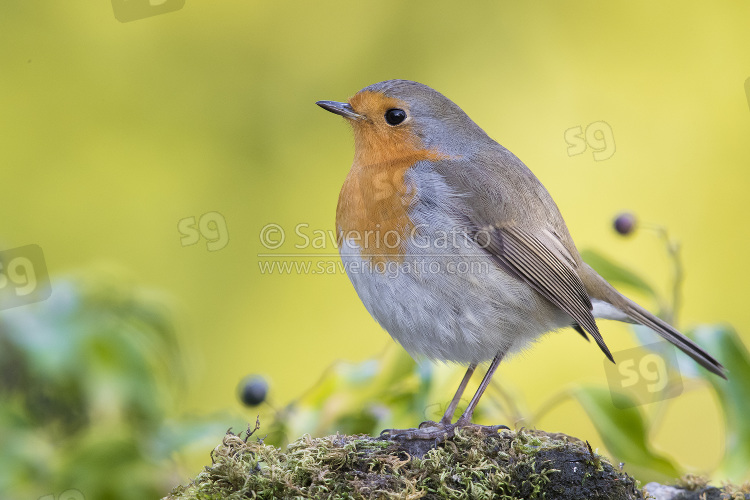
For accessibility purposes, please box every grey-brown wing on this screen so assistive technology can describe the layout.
[475,224,614,362]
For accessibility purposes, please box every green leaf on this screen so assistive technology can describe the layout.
[580,249,657,299]
[571,385,680,482]
[690,325,750,481]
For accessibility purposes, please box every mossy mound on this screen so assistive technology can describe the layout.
[164,425,642,499]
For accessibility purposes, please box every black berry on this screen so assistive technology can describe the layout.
[613,213,637,235]
[238,375,268,407]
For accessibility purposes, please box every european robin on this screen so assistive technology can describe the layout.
[316,80,726,440]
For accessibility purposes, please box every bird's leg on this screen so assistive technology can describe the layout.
[381,354,507,442]
[455,352,505,425]
[417,362,477,429]
[438,363,476,424]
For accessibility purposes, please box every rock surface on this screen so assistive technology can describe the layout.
[643,481,750,500]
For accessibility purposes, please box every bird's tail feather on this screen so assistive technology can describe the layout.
[617,296,727,379]
[581,264,727,379]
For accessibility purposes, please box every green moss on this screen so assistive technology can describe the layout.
[675,473,710,491]
[665,474,750,500]
[164,426,643,500]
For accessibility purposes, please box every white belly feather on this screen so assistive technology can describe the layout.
[338,216,571,364]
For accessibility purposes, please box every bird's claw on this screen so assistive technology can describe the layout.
[379,424,455,440]
[380,421,509,441]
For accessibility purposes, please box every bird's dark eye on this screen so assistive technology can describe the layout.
[384,108,407,126]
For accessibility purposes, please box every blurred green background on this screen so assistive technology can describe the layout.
[2,1,750,497]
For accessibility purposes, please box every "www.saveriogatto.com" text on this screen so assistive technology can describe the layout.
[257,257,491,278]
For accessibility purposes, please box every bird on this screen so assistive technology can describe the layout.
[316,79,726,440]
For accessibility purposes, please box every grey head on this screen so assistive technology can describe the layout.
[317,79,494,156]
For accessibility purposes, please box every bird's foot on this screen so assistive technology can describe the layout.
[379,420,509,442]
[379,422,454,441]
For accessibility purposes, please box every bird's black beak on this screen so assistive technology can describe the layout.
[316,100,364,120]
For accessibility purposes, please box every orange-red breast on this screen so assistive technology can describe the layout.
[316,80,726,439]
